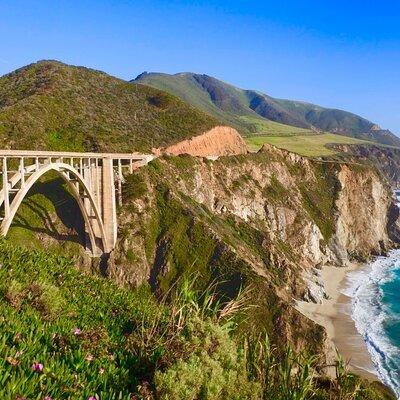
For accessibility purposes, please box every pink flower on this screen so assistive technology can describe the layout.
[85,354,94,362]
[88,397,97,400]
[31,362,43,373]
[44,396,52,400]
[99,367,105,375]
[73,327,82,335]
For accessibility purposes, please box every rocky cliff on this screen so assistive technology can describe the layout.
[110,143,396,353]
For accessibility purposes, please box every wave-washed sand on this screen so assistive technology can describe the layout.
[296,263,377,380]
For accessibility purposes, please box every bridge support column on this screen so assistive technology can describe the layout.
[102,158,117,253]
[82,158,94,253]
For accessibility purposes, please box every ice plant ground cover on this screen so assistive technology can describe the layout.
[0,240,395,399]
[0,241,160,399]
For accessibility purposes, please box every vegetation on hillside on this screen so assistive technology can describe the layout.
[0,241,394,399]
[245,133,371,156]
[135,72,400,147]
[0,95,394,399]
[134,71,312,135]
[239,116,316,137]
[0,61,220,152]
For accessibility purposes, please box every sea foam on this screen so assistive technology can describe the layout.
[343,250,400,398]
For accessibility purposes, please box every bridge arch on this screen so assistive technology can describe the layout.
[0,150,154,255]
[1,162,108,255]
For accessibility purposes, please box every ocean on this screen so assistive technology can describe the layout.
[344,250,400,398]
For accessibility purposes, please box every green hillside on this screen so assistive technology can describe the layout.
[134,72,317,136]
[135,72,400,147]
[246,133,371,156]
[0,61,220,152]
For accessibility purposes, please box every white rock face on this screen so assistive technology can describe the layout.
[302,268,327,304]
[302,223,325,266]
[334,165,390,262]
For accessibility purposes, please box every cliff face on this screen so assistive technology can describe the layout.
[334,164,391,260]
[111,143,395,351]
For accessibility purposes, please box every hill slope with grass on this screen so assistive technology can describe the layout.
[245,132,371,156]
[135,72,400,147]
[0,61,220,152]
[0,241,394,399]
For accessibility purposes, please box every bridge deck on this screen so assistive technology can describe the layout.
[0,150,153,160]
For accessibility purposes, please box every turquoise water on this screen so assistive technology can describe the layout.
[345,251,400,398]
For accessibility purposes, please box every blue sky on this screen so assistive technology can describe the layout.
[1,0,399,133]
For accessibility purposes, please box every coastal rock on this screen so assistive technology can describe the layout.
[334,164,391,263]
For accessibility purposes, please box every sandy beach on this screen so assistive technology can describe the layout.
[296,263,377,380]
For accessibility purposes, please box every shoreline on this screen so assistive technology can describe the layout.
[296,263,378,381]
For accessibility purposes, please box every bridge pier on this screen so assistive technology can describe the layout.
[102,158,117,253]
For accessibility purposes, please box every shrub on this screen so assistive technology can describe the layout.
[123,173,147,200]
[155,318,260,400]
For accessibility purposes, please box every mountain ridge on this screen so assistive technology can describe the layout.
[134,71,400,147]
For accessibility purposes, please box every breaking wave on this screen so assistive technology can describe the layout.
[343,250,400,398]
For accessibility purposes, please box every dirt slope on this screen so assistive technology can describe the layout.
[153,126,248,157]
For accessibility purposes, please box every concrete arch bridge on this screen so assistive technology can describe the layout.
[0,150,154,256]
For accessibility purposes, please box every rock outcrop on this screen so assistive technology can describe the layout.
[153,126,248,157]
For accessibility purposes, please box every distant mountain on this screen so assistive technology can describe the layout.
[0,61,220,152]
[135,72,400,147]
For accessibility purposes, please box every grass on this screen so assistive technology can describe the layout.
[240,116,316,136]
[298,163,341,240]
[0,240,394,399]
[136,73,317,137]
[245,133,373,156]
[136,72,400,147]
[263,174,290,203]
[135,73,254,134]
